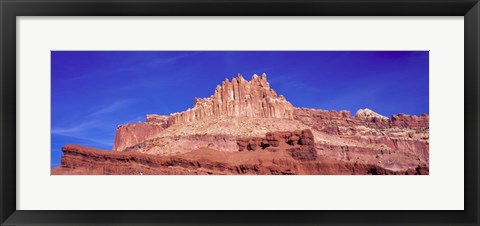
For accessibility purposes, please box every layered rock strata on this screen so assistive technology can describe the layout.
[53,73,430,175]
[168,73,294,125]
[293,108,429,170]
[113,121,166,151]
[53,141,428,175]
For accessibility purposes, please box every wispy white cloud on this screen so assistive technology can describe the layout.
[147,52,201,67]
[51,120,98,135]
[90,100,133,116]
[52,100,135,147]
[268,74,318,93]
[53,132,113,147]
[51,118,113,147]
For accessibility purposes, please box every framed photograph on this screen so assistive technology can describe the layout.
[1,0,479,225]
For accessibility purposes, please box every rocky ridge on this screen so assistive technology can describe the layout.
[53,73,429,175]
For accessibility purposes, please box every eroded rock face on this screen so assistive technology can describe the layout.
[145,114,170,127]
[113,114,170,151]
[293,108,429,131]
[355,108,388,121]
[124,134,239,155]
[238,130,312,150]
[391,113,429,128]
[168,73,294,125]
[53,73,429,175]
[236,130,317,161]
[113,122,166,151]
[293,108,429,170]
[52,143,428,175]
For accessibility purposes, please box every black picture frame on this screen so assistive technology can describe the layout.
[1,0,479,225]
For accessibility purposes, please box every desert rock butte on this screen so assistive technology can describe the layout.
[52,73,429,175]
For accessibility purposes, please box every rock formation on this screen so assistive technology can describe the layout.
[390,113,429,128]
[52,73,429,175]
[145,114,170,127]
[113,121,165,151]
[168,73,294,125]
[53,142,428,175]
[355,108,388,121]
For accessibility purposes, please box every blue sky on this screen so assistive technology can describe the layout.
[51,51,429,168]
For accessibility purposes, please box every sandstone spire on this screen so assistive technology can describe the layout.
[168,73,294,125]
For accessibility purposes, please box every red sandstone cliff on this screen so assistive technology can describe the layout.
[53,132,428,175]
[113,122,165,151]
[113,114,170,151]
[53,73,429,175]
